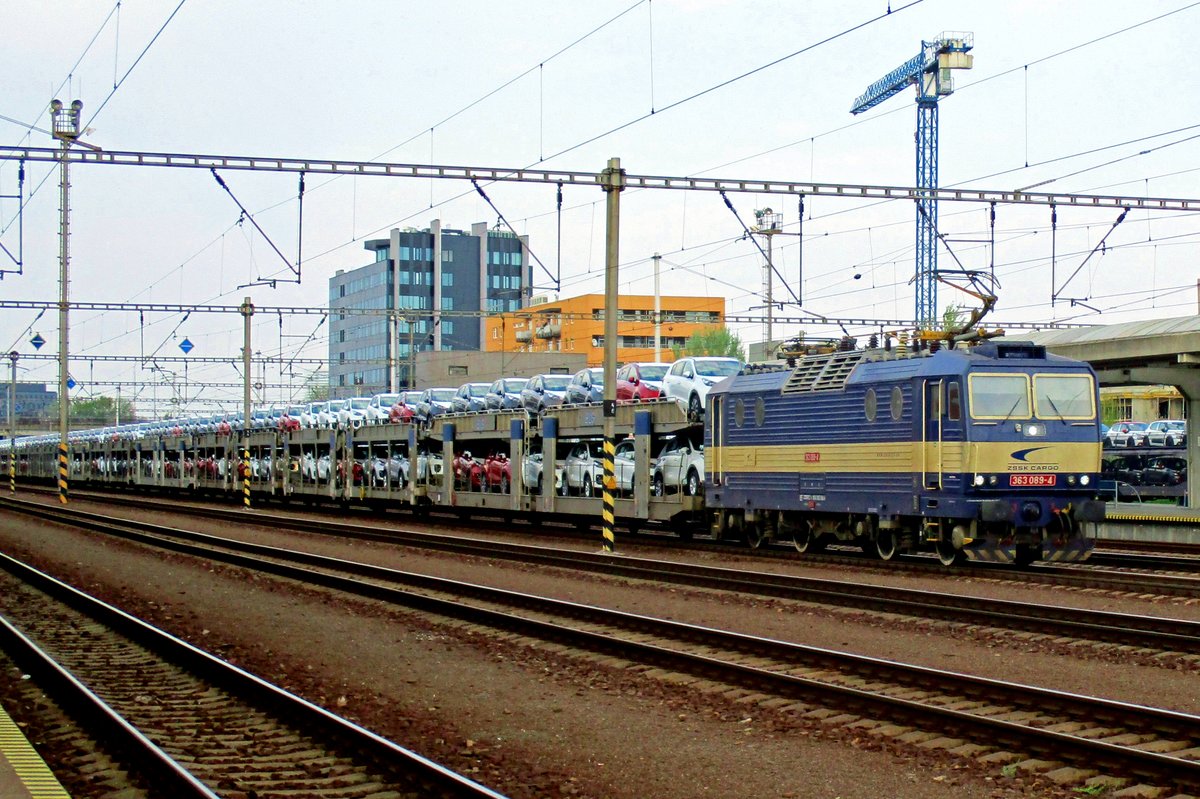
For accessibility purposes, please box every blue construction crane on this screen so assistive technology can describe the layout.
[851,32,973,328]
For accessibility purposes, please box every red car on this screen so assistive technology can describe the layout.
[277,415,301,433]
[483,453,512,493]
[389,402,416,423]
[615,362,671,402]
[453,451,485,491]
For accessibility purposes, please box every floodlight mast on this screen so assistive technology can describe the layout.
[851,33,974,329]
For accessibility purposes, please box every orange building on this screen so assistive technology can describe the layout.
[484,293,725,367]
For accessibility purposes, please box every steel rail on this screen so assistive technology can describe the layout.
[0,550,510,799]
[5,498,1198,790]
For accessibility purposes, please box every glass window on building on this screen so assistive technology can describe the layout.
[441,297,454,310]
[442,272,454,287]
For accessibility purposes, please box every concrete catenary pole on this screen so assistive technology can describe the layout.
[600,157,625,554]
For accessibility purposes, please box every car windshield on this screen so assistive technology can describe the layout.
[430,389,456,401]
[468,383,490,396]
[350,398,371,410]
[588,369,604,384]
[402,391,423,403]
[287,406,306,416]
[542,376,572,390]
[694,359,741,377]
[503,379,528,392]
[329,400,349,411]
[1033,374,1095,419]
[375,394,401,406]
[639,365,668,380]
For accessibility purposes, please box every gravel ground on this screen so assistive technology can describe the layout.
[1,498,1197,798]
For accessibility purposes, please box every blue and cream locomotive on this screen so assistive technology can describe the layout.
[705,340,1104,564]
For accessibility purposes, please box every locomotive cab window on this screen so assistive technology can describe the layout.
[1033,374,1096,419]
[947,381,961,421]
[864,388,877,422]
[968,373,1030,419]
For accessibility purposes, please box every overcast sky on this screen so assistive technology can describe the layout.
[2,0,1198,414]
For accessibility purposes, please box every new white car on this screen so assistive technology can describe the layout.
[561,441,604,496]
[652,437,704,496]
[338,397,371,429]
[366,393,402,425]
[662,357,742,420]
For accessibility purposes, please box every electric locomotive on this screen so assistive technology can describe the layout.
[705,339,1105,565]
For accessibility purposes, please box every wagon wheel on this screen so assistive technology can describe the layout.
[874,529,899,561]
[745,522,765,549]
[1014,543,1037,567]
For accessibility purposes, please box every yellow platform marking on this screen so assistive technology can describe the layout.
[0,701,71,798]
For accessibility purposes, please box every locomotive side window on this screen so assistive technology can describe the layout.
[864,388,877,422]
[968,373,1030,419]
[890,386,903,421]
[734,398,745,427]
[755,397,766,427]
[1033,374,1096,419]
[947,382,961,421]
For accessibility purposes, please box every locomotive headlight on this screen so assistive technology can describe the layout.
[1025,424,1045,437]
[1080,475,1091,486]
[973,474,985,486]
[1067,475,1077,485]
[988,475,998,486]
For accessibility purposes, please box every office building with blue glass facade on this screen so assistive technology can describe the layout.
[328,219,529,395]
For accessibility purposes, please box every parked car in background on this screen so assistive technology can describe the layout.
[616,362,670,402]
[1144,419,1186,448]
[415,388,457,422]
[485,378,529,411]
[1140,455,1187,486]
[452,382,493,414]
[1105,421,1148,448]
[565,368,604,405]
[367,393,402,425]
[662,357,742,420]
[560,440,604,496]
[653,436,705,496]
[521,374,572,414]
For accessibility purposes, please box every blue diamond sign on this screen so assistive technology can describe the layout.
[30,333,44,350]
[179,337,194,354]
[66,377,76,389]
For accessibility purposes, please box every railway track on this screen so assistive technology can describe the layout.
[9,491,1200,656]
[0,550,507,799]
[3,495,1199,794]
[16,485,1200,594]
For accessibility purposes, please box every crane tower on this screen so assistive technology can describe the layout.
[851,32,973,328]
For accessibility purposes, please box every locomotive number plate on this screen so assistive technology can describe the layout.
[1010,474,1056,487]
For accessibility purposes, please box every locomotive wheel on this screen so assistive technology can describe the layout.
[874,529,898,561]
[792,524,821,554]
[935,540,964,567]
